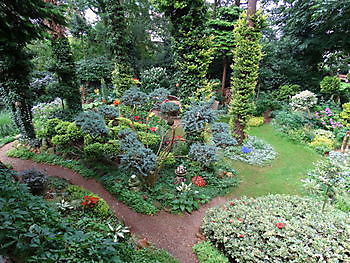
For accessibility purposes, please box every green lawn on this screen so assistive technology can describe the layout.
[227,125,322,197]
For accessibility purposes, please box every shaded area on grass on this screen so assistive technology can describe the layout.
[227,125,322,197]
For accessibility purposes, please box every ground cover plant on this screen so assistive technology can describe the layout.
[201,195,350,263]
[0,163,178,263]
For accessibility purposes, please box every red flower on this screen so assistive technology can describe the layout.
[81,195,100,208]
[228,219,234,223]
[138,121,143,124]
[113,99,120,105]
[134,116,140,121]
[174,135,183,141]
[175,83,180,87]
[237,218,242,221]
[230,202,235,206]
[191,176,206,187]
[239,234,245,238]
[149,127,158,132]
[276,222,285,229]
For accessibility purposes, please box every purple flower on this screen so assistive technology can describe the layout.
[242,146,252,154]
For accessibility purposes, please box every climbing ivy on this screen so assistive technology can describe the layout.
[229,11,265,143]
[156,0,214,101]
[51,37,82,112]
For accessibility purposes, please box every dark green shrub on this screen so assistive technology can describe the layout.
[83,141,120,160]
[273,84,301,101]
[18,168,48,195]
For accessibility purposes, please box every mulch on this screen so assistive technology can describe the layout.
[0,142,233,263]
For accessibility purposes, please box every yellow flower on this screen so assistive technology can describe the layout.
[94,88,100,95]
[148,112,155,117]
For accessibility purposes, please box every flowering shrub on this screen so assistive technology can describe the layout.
[289,90,317,111]
[189,143,218,167]
[247,116,264,127]
[225,136,277,166]
[202,195,350,263]
[315,107,344,129]
[81,195,100,208]
[192,176,206,187]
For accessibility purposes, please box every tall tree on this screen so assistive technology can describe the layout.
[229,0,264,143]
[0,0,63,141]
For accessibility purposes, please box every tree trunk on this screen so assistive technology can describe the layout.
[341,131,350,153]
[221,55,228,100]
[234,118,246,144]
[247,0,257,27]
[14,99,36,141]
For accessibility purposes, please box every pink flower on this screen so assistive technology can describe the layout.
[228,219,234,223]
[239,234,245,238]
[134,116,140,121]
[149,127,158,132]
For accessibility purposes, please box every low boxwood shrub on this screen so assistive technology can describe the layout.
[193,241,229,263]
[247,116,264,127]
[202,195,350,263]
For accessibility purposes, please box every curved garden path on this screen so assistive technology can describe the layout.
[0,142,231,263]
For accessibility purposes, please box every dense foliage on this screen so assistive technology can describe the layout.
[202,195,350,262]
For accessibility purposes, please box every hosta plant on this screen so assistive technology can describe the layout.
[202,195,350,263]
[107,223,130,242]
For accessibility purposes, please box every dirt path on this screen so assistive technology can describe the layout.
[0,143,231,263]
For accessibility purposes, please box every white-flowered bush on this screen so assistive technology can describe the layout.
[201,195,350,263]
[289,90,318,111]
[224,136,277,166]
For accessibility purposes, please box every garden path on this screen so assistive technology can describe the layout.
[0,142,231,263]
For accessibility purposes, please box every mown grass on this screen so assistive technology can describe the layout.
[227,125,322,197]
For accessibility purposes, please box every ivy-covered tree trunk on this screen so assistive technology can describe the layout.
[157,0,214,101]
[99,0,133,96]
[0,44,36,140]
[44,0,82,112]
[51,37,82,112]
[229,10,264,144]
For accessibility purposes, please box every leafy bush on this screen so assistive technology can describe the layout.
[97,105,119,120]
[193,241,229,263]
[75,111,109,139]
[189,143,218,167]
[160,102,180,116]
[202,195,350,263]
[182,100,217,133]
[309,135,334,152]
[83,141,120,160]
[118,129,156,177]
[211,122,237,148]
[0,110,18,137]
[340,102,350,128]
[254,92,281,116]
[225,136,277,166]
[247,116,264,127]
[18,168,48,195]
[320,76,341,94]
[289,90,318,111]
[273,84,300,101]
[121,87,148,107]
[303,151,350,209]
[140,67,170,93]
[51,122,83,145]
